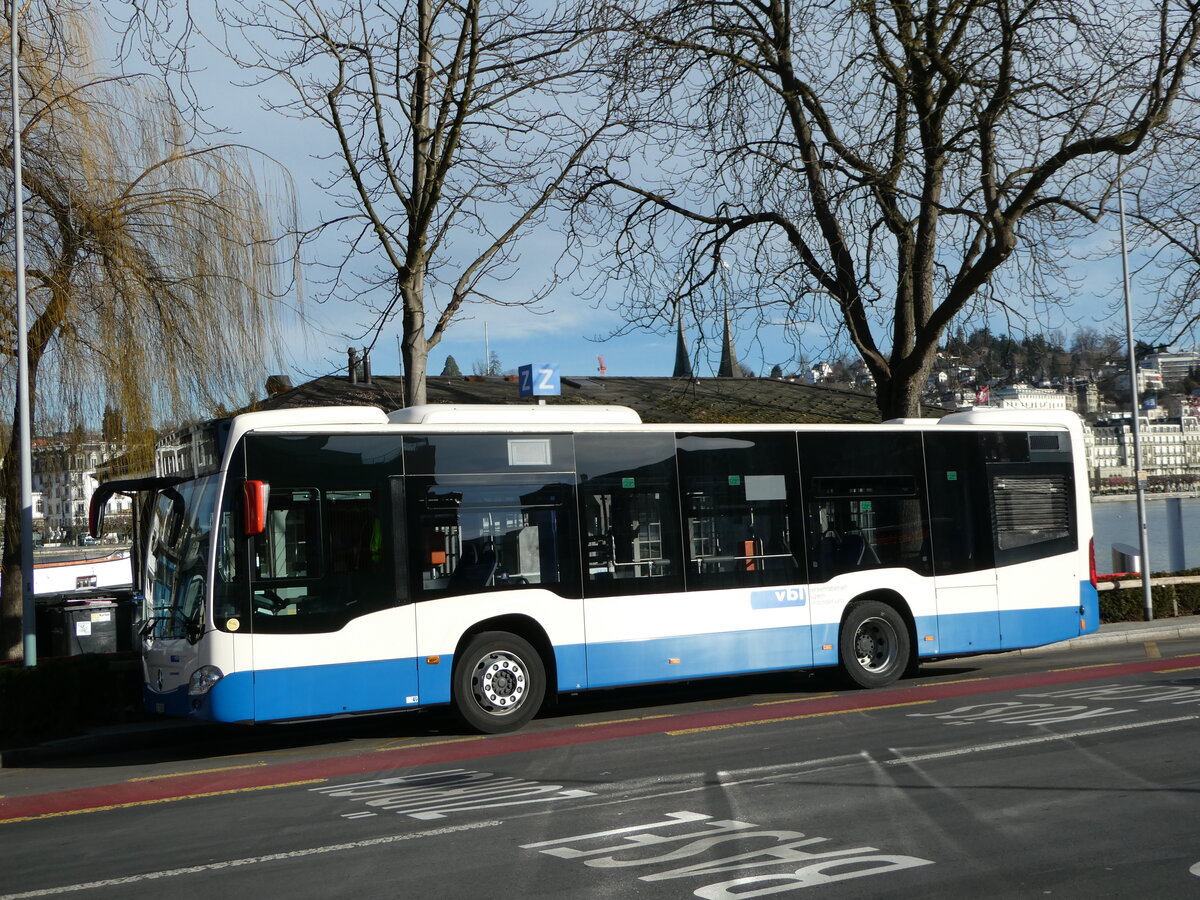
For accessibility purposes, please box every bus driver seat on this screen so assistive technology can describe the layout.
[448,543,497,591]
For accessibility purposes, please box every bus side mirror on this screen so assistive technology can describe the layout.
[244,481,269,536]
[88,493,105,538]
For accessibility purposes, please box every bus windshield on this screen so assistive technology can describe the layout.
[144,474,221,641]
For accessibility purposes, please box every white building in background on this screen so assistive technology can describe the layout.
[1113,367,1165,394]
[1084,415,1200,488]
[31,438,130,542]
[1145,350,1200,388]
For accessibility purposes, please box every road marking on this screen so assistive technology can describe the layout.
[753,692,836,706]
[0,779,326,825]
[1190,860,1200,878]
[1156,664,1200,673]
[374,735,483,752]
[127,763,267,782]
[1144,641,1162,659]
[312,769,597,819]
[916,678,989,686]
[0,820,500,899]
[666,700,935,735]
[1048,663,1114,672]
[576,714,673,727]
[884,715,1198,766]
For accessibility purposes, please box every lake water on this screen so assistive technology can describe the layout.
[1090,495,1200,573]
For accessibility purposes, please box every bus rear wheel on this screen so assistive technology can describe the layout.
[838,601,910,689]
[453,632,546,734]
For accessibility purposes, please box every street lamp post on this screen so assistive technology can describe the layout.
[1116,167,1154,622]
[9,1,35,663]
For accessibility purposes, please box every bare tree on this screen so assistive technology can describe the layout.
[578,0,1200,418]
[0,4,296,659]
[221,0,605,407]
[1110,136,1200,348]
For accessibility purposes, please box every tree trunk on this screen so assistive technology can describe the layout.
[401,291,429,408]
[873,369,926,421]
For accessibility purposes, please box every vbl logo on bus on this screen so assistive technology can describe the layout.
[750,588,807,609]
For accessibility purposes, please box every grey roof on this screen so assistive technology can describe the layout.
[254,374,885,424]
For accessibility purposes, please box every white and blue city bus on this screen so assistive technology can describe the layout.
[90,403,1098,734]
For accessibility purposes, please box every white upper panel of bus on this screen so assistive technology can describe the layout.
[387,404,643,426]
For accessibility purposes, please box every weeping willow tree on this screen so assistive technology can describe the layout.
[0,5,296,660]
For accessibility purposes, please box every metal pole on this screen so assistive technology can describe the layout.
[1117,168,1154,622]
[10,1,34,663]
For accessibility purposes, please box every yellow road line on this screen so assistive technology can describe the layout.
[1154,664,1200,673]
[128,763,268,782]
[1144,641,1162,659]
[915,678,989,686]
[1048,663,1115,672]
[752,693,837,707]
[374,735,484,751]
[666,699,935,736]
[0,778,326,826]
[576,714,674,728]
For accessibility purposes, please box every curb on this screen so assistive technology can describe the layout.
[1018,617,1200,654]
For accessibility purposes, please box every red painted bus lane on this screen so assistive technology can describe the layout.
[3,652,1197,824]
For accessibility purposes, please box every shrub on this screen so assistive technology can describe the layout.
[0,653,142,744]
[1099,579,1200,623]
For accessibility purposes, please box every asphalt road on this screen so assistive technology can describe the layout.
[3,635,1200,898]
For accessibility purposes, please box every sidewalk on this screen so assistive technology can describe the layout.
[4,616,1200,768]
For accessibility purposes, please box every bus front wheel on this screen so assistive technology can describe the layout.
[453,632,546,734]
[838,601,910,689]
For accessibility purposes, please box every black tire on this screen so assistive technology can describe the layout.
[453,632,546,734]
[838,600,910,689]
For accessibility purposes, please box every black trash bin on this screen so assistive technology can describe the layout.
[46,599,120,656]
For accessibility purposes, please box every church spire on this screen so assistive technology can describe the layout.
[672,302,694,378]
[717,303,740,378]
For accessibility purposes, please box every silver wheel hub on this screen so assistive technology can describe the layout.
[473,651,527,714]
[854,617,897,673]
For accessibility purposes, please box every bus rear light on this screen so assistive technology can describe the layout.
[1089,538,1097,588]
[244,480,269,536]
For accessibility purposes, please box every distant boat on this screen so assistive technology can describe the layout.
[0,551,133,594]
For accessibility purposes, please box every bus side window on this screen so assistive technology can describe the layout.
[410,478,576,598]
[677,432,802,590]
[575,432,684,597]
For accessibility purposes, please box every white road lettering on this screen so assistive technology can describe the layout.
[1023,683,1200,705]
[312,768,595,820]
[522,810,932,896]
[907,701,1132,727]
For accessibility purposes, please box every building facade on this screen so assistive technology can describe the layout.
[31,438,131,543]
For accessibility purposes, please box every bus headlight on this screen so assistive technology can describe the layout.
[188,666,223,696]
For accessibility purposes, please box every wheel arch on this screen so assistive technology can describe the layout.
[841,588,919,662]
[844,588,916,681]
[454,614,558,699]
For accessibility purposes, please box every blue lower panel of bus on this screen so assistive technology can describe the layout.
[253,658,420,722]
[143,673,256,721]
[584,625,817,688]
